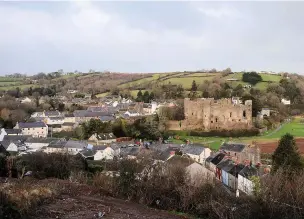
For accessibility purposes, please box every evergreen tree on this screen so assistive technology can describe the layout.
[272,133,304,173]
[143,91,150,103]
[191,80,197,92]
[149,92,155,101]
[136,90,143,102]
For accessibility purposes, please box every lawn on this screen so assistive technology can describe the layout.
[259,73,282,82]
[169,119,304,151]
[95,92,109,98]
[0,84,37,91]
[162,76,214,89]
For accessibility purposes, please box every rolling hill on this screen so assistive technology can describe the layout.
[0,71,283,97]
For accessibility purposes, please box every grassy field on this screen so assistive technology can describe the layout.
[170,119,304,150]
[162,76,214,89]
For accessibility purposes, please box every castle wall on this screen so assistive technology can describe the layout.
[169,98,252,131]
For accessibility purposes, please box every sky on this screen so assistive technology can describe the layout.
[1,1,304,75]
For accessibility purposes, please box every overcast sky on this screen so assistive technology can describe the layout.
[1,1,304,75]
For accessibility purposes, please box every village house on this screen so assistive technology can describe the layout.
[64,140,88,155]
[61,122,75,131]
[124,110,140,117]
[93,145,117,160]
[281,98,291,105]
[216,159,245,191]
[0,128,22,141]
[205,152,226,173]
[44,139,67,154]
[186,162,214,185]
[64,114,76,123]
[0,141,18,153]
[24,138,55,151]
[219,142,261,165]
[20,97,32,104]
[237,165,260,195]
[14,122,48,138]
[182,144,211,164]
[88,133,117,144]
[73,110,113,123]
[100,115,115,123]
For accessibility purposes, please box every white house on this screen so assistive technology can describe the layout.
[281,98,291,105]
[237,165,259,195]
[20,97,32,104]
[182,144,211,164]
[124,110,140,117]
[260,108,271,117]
[14,122,48,138]
[93,145,116,160]
[186,163,215,186]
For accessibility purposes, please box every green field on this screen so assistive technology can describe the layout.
[162,76,214,89]
[170,119,304,150]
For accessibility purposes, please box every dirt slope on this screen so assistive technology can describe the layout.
[27,184,185,219]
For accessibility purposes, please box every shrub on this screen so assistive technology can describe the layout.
[15,152,86,179]
[164,128,259,138]
[242,72,262,85]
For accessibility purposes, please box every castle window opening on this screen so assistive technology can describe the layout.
[243,110,246,118]
[211,121,213,123]
[230,112,232,117]
[215,118,218,122]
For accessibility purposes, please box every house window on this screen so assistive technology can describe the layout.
[28,128,30,130]
[230,112,232,117]
[235,153,237,156]
[192,113,194,115]
[211,121,213,123]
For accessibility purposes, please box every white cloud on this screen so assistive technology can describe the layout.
[0,1,304,73]
[197,7,241,18]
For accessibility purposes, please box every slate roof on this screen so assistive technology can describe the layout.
[79,149,97,157]
[18,122,47,128]
[217,159,235,172]
[157,148,175,161]
[182,144,206,155]
[93,145,108,151]
[25,137,58,143]
[220,143,246,153]
[210,153,226,165]
[229,164,245,177]
[45,111,61,117]
[62,122,75,126]
[48,124,62,128]
[0,141,16,149]
[48,117,64,121]
[74,110,112,118]
[65,140,88,149]
[120,147,140,157]
[238,165,259,178]
[48,139,67,148]
[2,135,30,143]
[100,116,115,122]
[5,129,22,134]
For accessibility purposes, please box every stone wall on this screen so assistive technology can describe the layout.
[167,98,252,131]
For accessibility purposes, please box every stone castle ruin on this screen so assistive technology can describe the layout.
[166,98,252,131]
